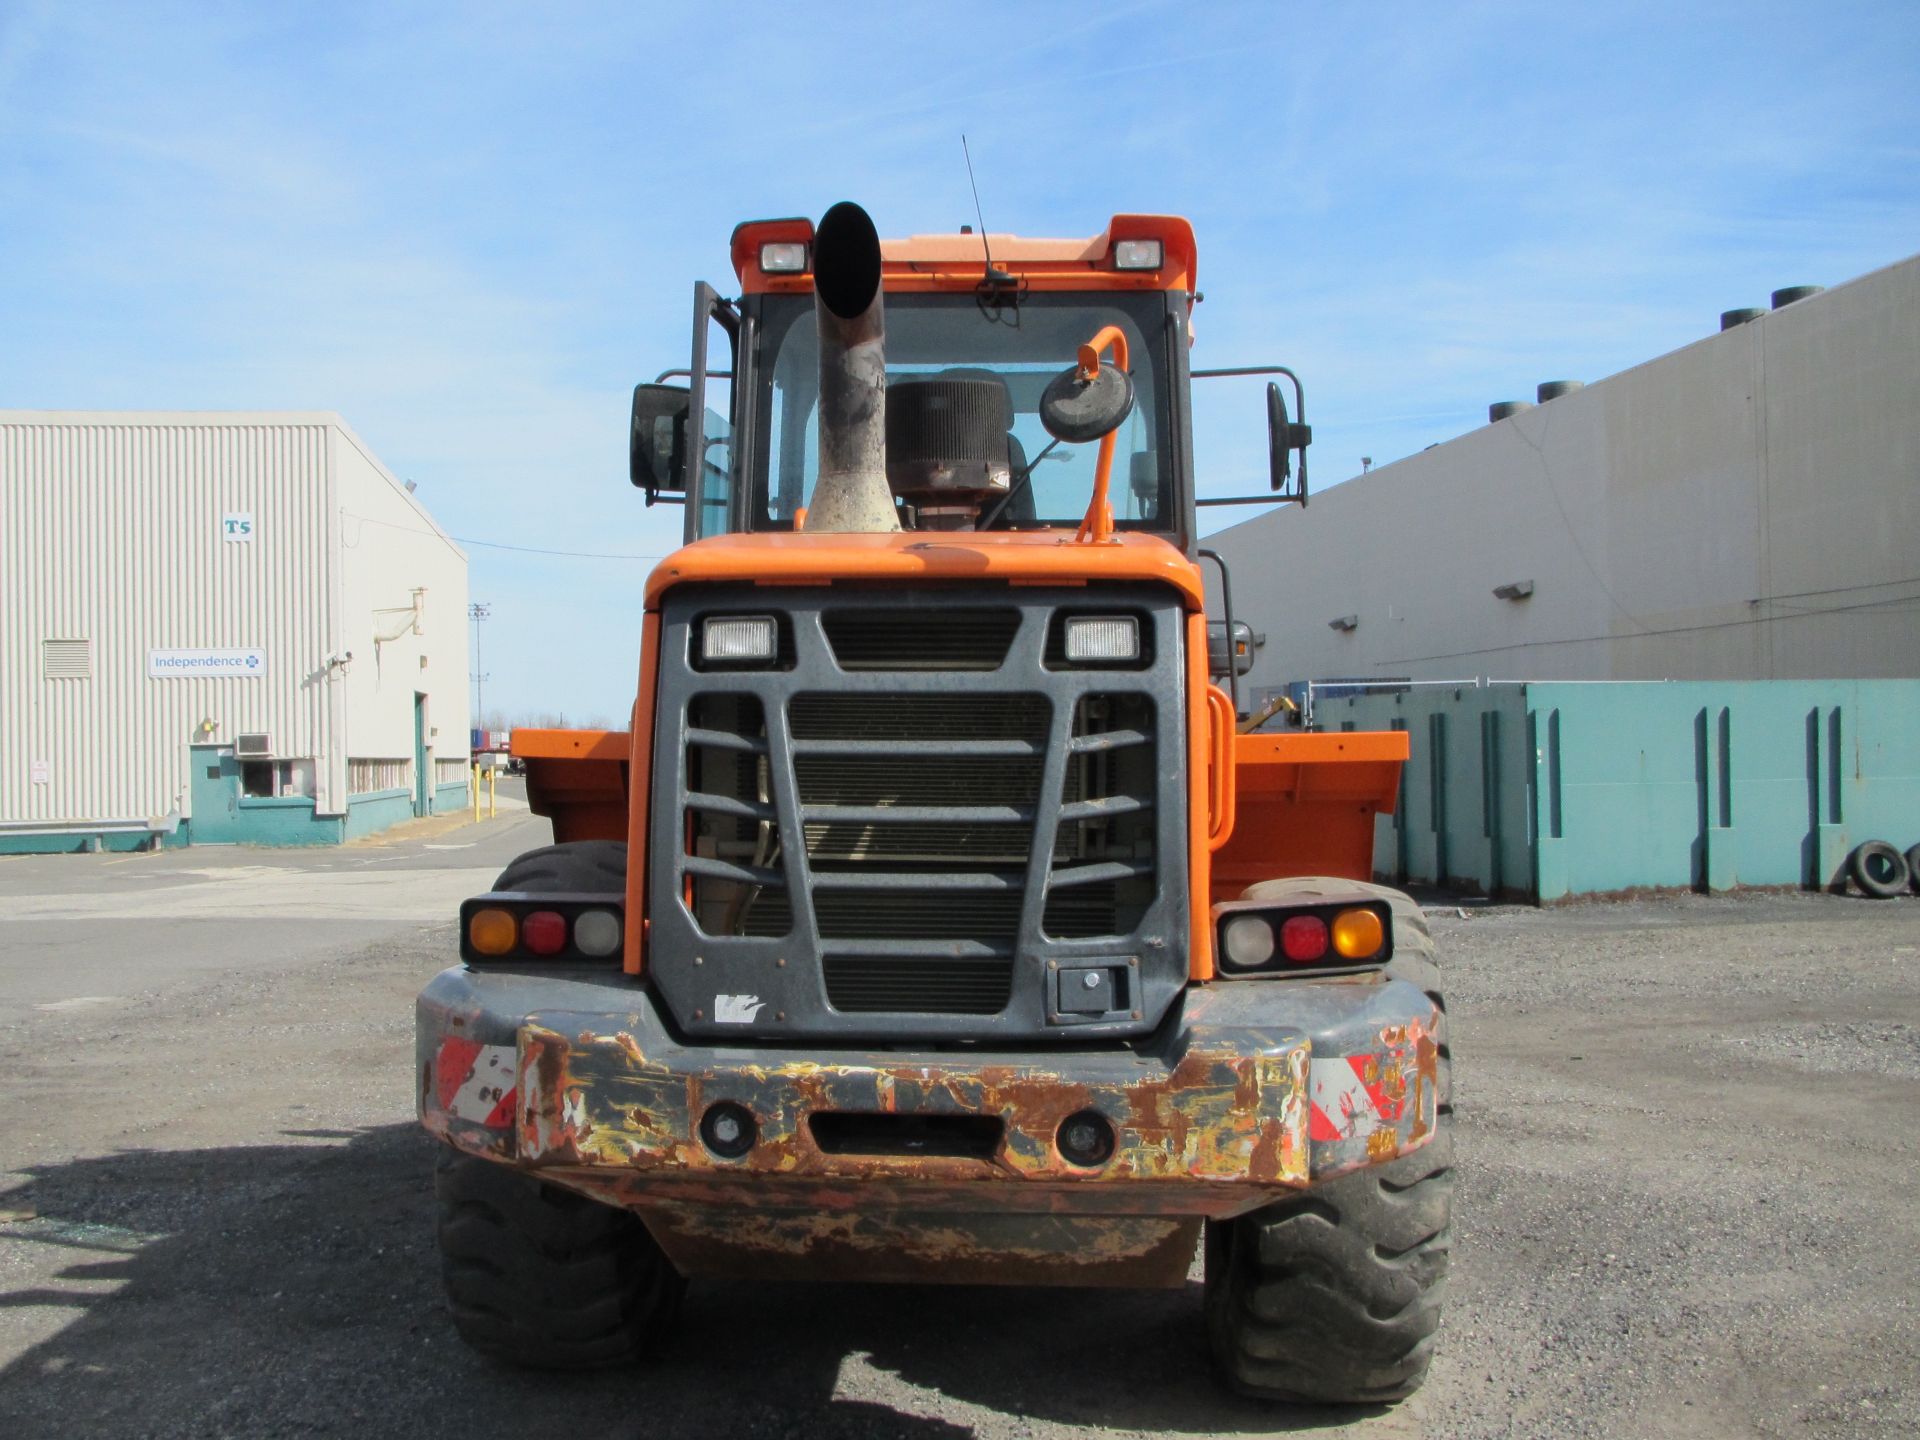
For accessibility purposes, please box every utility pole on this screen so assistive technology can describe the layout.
[468,602,491,727]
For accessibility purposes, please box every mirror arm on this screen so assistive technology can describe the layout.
[1197,548,1240,718]
[655,369,733,383]
[1192,364,1310,506]
[1071,326,1131,545]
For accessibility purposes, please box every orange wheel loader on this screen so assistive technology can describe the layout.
[416,202,1449,1403]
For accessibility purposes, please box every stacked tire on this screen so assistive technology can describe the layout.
[1846,840,1917,898]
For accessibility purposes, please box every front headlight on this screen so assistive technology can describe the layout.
[1062,615,1140,664]
[701,615,777,665]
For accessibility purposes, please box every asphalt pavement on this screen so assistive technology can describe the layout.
[0,801,1915,1439]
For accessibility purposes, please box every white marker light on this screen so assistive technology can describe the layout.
[702,615,778,664]
[759,242,808,273]
[1063,615,1140,663]
[1113,239,1163,271]
[572,908,622,957]
[1222,914,1276,969]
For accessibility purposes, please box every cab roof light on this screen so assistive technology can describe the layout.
[1112,238,1163,271]
[760,241,809,273]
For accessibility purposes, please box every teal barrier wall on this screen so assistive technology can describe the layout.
[1324,681,1920,900]
[433,779,469,814]
[345,787,414,840]
[0,827,188,856]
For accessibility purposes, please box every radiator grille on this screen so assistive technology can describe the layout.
[663,590,1175,1028]
[789,692,1047,740]
[822,956,1012,1014]
[814,889,1023,942]
[823,608,1020,671]
[795,754,1042,807]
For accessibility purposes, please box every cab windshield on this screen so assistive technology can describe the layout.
[749,291,1171,532]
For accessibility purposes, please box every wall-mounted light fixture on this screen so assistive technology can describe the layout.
[1329,614,1359,632]
[1492,580,1536,601]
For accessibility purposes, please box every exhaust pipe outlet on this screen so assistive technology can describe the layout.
[807,201,901,533]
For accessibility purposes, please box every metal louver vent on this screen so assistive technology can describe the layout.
[235,733,273,758]
[43,639,90,679]
[821,608,1020,671]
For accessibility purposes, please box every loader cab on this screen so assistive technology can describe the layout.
[633,217,1212,551]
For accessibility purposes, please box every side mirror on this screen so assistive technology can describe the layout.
[1039,361,1135,444]
[1266,382,1312,490]
[630,383,690,491]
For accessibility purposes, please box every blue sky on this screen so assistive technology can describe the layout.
[3,1,1915,724]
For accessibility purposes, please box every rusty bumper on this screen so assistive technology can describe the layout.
[419,967,1437,1237]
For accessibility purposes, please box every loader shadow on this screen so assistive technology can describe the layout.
[0,1125,1379,1438]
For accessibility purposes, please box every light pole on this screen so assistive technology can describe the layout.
[468,602,491,727]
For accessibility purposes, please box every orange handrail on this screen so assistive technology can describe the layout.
[1205,683,1237,848]
[1072,325,1129,545]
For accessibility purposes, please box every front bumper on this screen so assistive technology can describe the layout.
[418,965,1440,1225]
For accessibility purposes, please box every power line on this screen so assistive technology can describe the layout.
[456,536,668,561]
[341,508,668,561]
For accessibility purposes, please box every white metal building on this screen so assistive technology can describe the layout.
[1,412,470,850]
[1205,252,1920,705]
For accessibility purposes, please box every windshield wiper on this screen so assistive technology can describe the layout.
[978,437,1063,530]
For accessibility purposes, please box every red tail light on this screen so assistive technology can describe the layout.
[1279,914,1330,963]
[521,910,568,955]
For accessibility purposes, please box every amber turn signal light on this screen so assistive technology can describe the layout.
[467,907,517,956]
[1331,907,1385,960]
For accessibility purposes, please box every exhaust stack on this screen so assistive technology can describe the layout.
[806,202,901,534]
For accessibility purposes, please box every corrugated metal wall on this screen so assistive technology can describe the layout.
[1,415,336,824]
[333,423,470,811]
[1205,252,1920,689]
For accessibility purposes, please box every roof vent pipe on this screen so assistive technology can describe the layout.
[1721,307,1766,330]
[1771,285,1824,310]
[1536,380,1583,403]
[806,201,902,534]
[1489,400,1534,423]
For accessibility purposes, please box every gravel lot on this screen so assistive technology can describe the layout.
[2,817,1916,1439]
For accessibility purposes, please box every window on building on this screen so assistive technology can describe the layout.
[239,759,316,798]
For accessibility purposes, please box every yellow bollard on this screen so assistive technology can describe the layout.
[472,763,481,823]
[488,765,497,819]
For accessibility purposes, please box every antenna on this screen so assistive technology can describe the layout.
[962,135,1023,323]
[962,136,1014,286]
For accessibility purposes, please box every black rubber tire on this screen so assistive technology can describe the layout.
[1906,844,1920,895]
[493,839,628,894]
[1848,841,1910,899]
[1206,879,1452,1404]
[436,1148,684,1369]
[438,838,679,1369]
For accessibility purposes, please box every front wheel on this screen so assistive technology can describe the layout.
[436,1149,684,1369]
[1205,1120,1453,1403]
[1205,878,1452,1403]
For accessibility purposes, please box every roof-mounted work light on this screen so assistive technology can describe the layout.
[759,242,809,273]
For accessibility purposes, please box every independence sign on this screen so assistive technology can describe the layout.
[148,648,267,678]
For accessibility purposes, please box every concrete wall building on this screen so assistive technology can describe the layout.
[1205,253,1920,708]
[1,412,470,850]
